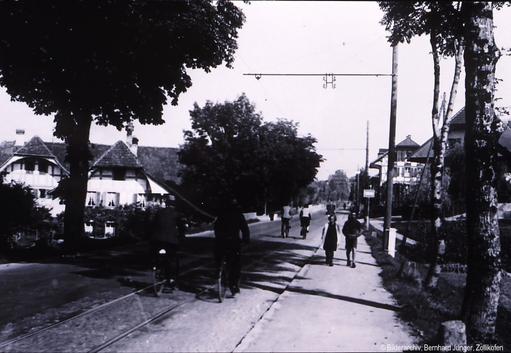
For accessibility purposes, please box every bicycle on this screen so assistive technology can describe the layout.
[217,256,229,303]
[300,223,308,239]
[152,247,179,297]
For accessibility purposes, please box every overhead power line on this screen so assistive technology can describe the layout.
[243,72,394,88]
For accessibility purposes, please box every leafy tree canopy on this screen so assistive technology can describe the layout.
[0,0,245,137]
[379,1,462,56]
[327,169,350,202]
[178,94,323,214]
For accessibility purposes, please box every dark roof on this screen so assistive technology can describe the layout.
[137,146,181,184]
[14,136,55,158]
[408,137,433,163]
[1,136,181,184]
[93,141,142,169]
[409,124,511,163]
[450,107,465,126]
[45,142,111,168]
[0,141,15,167]
[396,135,420,149]
[369,150,388,168]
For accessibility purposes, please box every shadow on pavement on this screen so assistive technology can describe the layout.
[285,285,402,312]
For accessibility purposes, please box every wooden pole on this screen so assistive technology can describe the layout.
[383,45,399,250]
[365,120,370,228]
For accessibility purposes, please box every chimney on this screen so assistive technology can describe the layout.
[407,134,411,139]
[126,122,134,147]
[130,137,139,156]
[15,129,27,146]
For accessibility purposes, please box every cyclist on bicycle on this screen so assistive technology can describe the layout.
[299,204,312,235]
[281,204,292,238]
[213,198,250,295]
[150,195,180,286]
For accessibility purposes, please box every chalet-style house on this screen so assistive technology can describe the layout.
[367,107,511,210]
[0,127,180,216]
[369,134,422,187]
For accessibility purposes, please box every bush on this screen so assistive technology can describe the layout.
[393,220,467,264]
[82,205,158,239]
[0,179,52,251]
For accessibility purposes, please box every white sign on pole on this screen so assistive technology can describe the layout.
[363,189,375,198]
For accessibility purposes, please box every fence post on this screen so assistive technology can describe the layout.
[387,228,396,257]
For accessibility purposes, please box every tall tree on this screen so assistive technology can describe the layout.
[179,94,265,212]
[379,1,463,289]
[178,95,322,214]
[461,1,502,343]
[0,1,244,249]
[262,119,323,210]
[327,170,351,202]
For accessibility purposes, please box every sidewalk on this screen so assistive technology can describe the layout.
[235,231,416,352]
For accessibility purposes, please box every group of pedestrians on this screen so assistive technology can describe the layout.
[149,196,361,299]
[321,211,362,268]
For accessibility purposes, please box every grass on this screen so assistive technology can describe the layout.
[365,231,510,350]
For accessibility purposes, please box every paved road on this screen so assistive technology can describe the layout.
[0,210,327,351]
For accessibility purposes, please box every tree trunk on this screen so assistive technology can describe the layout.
[425,31,444,289]
[461,1,502,343]
[426,39,464,290]
[63,116,92,251]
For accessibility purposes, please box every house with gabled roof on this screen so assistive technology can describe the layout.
[408,108,466,164]
[369,134,422,187]
[408,107,511,164]
[0,126,180,216]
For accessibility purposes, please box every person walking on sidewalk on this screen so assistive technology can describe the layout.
[342,212,362,268]
[321,214,339,266]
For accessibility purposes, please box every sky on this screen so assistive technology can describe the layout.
[1,1,511,180]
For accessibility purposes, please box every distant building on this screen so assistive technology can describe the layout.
[369,134,422,187]
[0,127,180,216]
[408,108,466,164]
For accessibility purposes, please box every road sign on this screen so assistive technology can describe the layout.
[363,189,375,198]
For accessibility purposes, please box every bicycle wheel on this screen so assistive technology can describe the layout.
[217,262,228,303]
[153,265,166,297]
[301,226,307,239]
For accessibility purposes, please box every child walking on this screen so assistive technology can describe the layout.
[321,214,340,266]
[342,212,362,268]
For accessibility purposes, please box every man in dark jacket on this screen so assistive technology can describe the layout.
[342,212,362,268]
[151,196,180,284]
[214,199,250,295]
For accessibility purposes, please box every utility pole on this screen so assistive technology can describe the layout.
[365,120,370,229]
[383,44,399,251]
[356,171,360,212]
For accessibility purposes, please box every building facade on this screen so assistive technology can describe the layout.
[0,128,180,216]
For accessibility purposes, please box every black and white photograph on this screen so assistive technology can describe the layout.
[0,1,510,352]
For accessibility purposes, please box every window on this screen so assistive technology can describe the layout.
[106,192,120,207]
[87,192,99,206]
[39,189,47,198]
[25,160,35,174]
[39,160,49,174]
[112,168,126,181]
